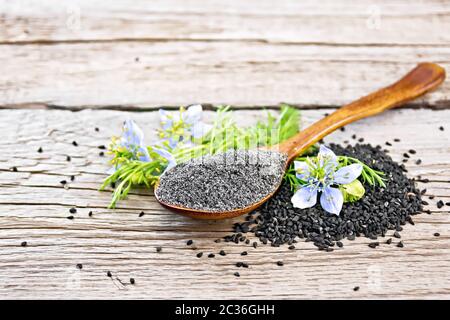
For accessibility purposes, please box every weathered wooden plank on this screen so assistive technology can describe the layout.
[0,108,449,299]
[1,0,450,45]
[0,42,449,108]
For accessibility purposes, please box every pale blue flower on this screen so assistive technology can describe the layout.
[152,147,177,171]
[291,145,362,215]
[120,119,151,162]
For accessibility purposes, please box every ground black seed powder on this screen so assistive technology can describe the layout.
[156,150,287,212]
[228,144,423,250]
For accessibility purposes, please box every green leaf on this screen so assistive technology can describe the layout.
[339,179,365,203]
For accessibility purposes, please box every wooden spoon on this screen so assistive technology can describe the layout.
[155,63,445,219]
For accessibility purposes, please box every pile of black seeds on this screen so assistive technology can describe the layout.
[229,144,424,250]
[155,150,287,212]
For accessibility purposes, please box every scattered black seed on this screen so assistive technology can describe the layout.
[386,238,392,245]
[236,262,243,267]
[67,216,74,220]
[415,159,422,165]
[107,271,112,277]
[403,153,410,158]
[98,145,106,150]
[385,141,392,146]
[60,180,67,185]
[446,202,450,206]
[186,240,193,246]
[336,241,344,248]
[393,231,401,239]
[72,141,78,146]
[234,272,240,277]
[76,264,83,270]
[394,138,401,142]
[358,138,364,142]
[70,175,75,181]
[439,126,444,131]
[37,147,43,153]
[353,286,360,291]
[139,211,145,217]
[368,242,379,249]
[208,253,215,258]
[437,200,444,209]
[351,134,357,139]
[11,166,18,172]
[276,261,284,266]
[245,239,250,244]
[156,246,162,253]
[397,241,404,248]
[420,189,427,195]
[402,159,408,163]
[252,242,258,249]
[66,155,71,162]
[422,178,430,183]
[214,239,221,243]
[95,127,99,132]
[288,245,295,250]
[429,196,435,200]
[340,127,345,132]
[434,233,440,237]
[242,263,249,268]
[88,211,93,217]
[196,252,203,258]
[21,241,27,247]
[130,278,135,285]
[219,250,226,256]
[99,151,105,156]
[69,207,77,214]
[241,251,248,256]
[135,57,140,62]
[422,200,429,205]
[408,149,416,154]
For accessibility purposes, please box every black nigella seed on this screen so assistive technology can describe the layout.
[408,149,416,154]
[446,202,450,206]
[439,126,444,131]
[72,141,78,146]
[242,263,249,268]
[393,231,401,239]
[130,278,135,285]
[434,233,440,237]
[98,145,106,150]
[11,166,18,172]
[397,241,404,248]
[156,246,162,253]
[88,211,93,217]
[429,195,435,200]
[351,134,356,139]
[67,216,74,220]
[276,261,284,266]
[219,250,226,256]
[37,147,43,153]
[139,211,145,217]
[403,153,410,158]
[66,155,71,162]
[241,251,248,256]
[340,127,345,132]
[234,272,240,277]
[76,264,83,270]
[60,180,67,185]
[208,253,215,258]
[186,240,193,246]
[236,262,243,267]
[70,175,75,181]
[196,252,203,258]
[422,200,429,205]
[368,242,379,249]
[336,241,344,248]
[252,242,258,249]
[288,245,295,250]
[353,286,360,291]
[386,238,392,245]
[107,271,112,277]
[437,200,444,209]
[358,138,364,142]
[21,241,27,247]
[415,159,422,165]
[69,207,77,214]
[95,127,99,132]
[420,189,427,195]
[394,138,401,142]
[99,152,105,156]
[385,141,392,146]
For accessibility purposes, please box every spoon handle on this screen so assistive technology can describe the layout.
[276,62,446,162]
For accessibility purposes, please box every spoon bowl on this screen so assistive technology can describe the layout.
[155,63,445,219]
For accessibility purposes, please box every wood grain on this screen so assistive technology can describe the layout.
[0,108,449,299]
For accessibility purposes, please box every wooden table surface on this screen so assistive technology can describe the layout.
[0,0,449,299]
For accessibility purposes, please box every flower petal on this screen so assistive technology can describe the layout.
[191,122,213,139]
[320,187,343,215]
[291,186,317,209]
[159,109,173,130]
[123,119,145,146]
[318,145,338,169]
[153,147,177,170]
[294,160,310,180]
[334,163,363,184]
[183,104,203,124]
